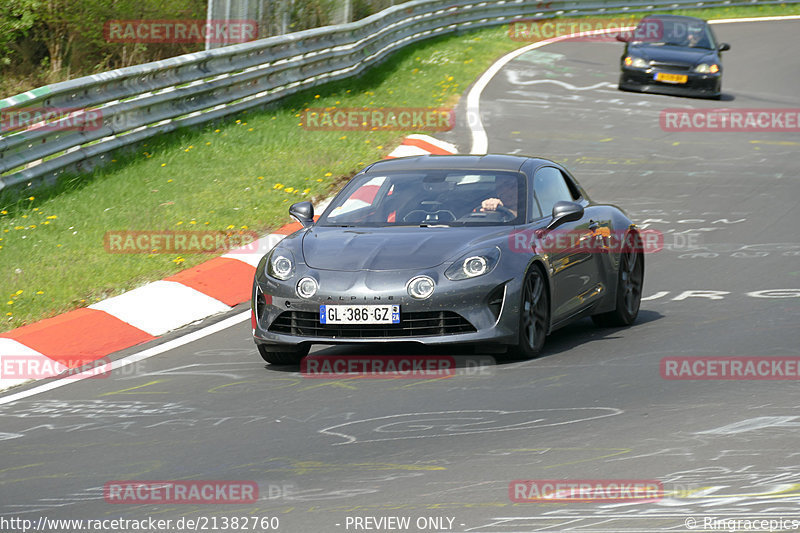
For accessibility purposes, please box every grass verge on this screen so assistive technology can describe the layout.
[1,3,798,333]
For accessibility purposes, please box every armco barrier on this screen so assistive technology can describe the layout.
[1,0,797,191]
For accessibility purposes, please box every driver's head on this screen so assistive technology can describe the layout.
[686,27,703,45]
[496,178,518,208]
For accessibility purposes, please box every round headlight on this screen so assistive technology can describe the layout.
[463,256,488,278]
[694,63,710,73]
[270,254,294,280]
[296,277,318,299]
[407,276,435,300]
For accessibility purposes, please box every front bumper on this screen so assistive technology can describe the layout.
[619,67,721,98]
[252,267,522,350]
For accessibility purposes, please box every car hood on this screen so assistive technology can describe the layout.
[630,44,714,65]
[302,226,507,271]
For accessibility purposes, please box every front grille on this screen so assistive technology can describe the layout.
[651,62,691,72]
[269,310,476,338]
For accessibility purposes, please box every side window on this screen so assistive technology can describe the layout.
[533,167,574,218]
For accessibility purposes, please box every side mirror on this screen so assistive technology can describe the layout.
[289,201,314,228]
[616,34,629,43]
[718,42,730,52]
[547,201,584,230]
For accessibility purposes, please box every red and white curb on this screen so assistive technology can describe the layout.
[0,135,457,392]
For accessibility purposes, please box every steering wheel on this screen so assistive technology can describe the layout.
[469,205,515,221]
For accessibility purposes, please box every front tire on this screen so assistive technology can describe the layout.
[257,344,310,365]
[592,233,644,327]
[507,266,550,360]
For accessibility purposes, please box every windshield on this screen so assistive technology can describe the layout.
[318,170,527,227]
[634,18,715,50]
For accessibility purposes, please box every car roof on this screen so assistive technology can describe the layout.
[641,14,708,25]
[363,154,555,174]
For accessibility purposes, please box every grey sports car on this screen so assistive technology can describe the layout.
[251,154,644,364]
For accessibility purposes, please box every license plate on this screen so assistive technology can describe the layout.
[320,305,400,325]
[655,72,688,84]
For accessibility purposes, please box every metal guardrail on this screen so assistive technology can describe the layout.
[1,0,796,191]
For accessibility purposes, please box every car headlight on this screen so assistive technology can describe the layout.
[694,63,719,74]
[445,247,501,281]
[624,56,648,68]
[267,248,294,280]
[407,276,435,300]
[296,277,318,299]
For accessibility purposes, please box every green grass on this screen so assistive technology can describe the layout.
[1,3,799,332]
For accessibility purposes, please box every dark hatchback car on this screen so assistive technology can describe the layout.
[618,15,730,98]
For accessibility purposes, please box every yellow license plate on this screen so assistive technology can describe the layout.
[655,72,688,84]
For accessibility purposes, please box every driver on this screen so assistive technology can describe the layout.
[480,178,518,216]
[685,27,704,47]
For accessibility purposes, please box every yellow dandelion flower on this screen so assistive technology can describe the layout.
[240,225,248,229]
[189,220,196,225]
[22,215,27,218]
[215,129,220,132]
[16,290,22,295]
[57,244,62,247]
[236,119,241,124]
[285,187,295,193]
[43,221,50,225]
[1,210,6,214]
[176,221,183,225]
[167,179,173,183]
[7,301,13,305]
[226,224,235,229]
[257,176,264,180]
[161,163,167,167]
[316,178,323,182]
[5,312,10,316]
[377,145,383,149]
[206,142,211,145]
[314,94,320,99]
[339,136,347,140]
[273,183,284,190]
[36,291,43,295]
[28,196,34,201]
[33,207,39,211]
[172,257,185,264]
[303,188,311,194]
[46,215,57,219]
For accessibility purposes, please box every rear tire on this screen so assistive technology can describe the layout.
[257,344,309,365]
[592,232,644,327]
[506,266,550,360]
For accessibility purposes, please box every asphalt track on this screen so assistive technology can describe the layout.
[2,18,800,533]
